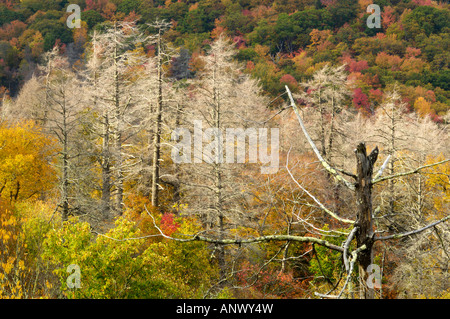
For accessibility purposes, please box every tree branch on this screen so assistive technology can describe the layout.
[286,148,355,225]
[145,205,345,252]
[372,159,449,185]
[285,85,356,191]
[343,226,359,271]
[373,154,391,180]
[374,215,450,241]
[315,244,367,299]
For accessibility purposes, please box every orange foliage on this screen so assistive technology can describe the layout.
[375,52,402,71]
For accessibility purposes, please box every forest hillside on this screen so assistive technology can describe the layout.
[0,0,448,299]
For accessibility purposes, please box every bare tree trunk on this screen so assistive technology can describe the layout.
[61,96,70,221]
[151,27,163,208]
[388,107,396,217]
[101,111,112,219]
[113,22,124,215]
[355,142,378,299]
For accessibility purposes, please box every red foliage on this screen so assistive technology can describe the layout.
[280,74,297,86]
[341,55,369,73]
[242,9,251,17]
[0,20,27,42]
[160,213,180,236]
[381,6,396,29]
[320,0,337,7]
[211,20,226,39]
[353,88,370,113]
[245,60,255,71]
[233,35,246,49]
[123,11,141,23]
[350,60,369,73]
[411,0,434,6]
[85,0,110,11]
[236,261,308,298]
[375,52,402,71]
[369,88,383,104]
[405,47,421,58]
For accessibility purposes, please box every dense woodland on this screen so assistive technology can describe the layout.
[0,0,449,299]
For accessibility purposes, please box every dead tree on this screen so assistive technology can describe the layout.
[142,85,449,299]
[147,20,172,209]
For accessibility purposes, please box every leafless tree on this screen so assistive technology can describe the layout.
[85,22,146,219]
[146,20,173,209]
[172,36,272,281]
[1,47,87,221]
[148,82,449,299]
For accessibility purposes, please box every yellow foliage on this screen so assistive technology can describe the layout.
[423,154,449,218]
[0,200,57,298]
[0,121,58,203]
[414,97,432,118]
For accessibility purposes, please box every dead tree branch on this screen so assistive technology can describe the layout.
[372,159,449,185]
[144,205,345,252]
[374,215,450,241]
[286,148,355,225]
[315,244,367,299]
[285,85,356,191]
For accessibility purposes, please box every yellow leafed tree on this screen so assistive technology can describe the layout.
[414,96,432,119]
[0,121,57,204]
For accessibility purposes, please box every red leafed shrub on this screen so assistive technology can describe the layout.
[280,74,298,91]
[411,0,434,6]
[246,60,255,71]
[160,213,180,236]
[369,88,383,103]
[353,88,370,113]
[349,60,369,73]
[405,47,421,58]
[341,55,369,73]
[235,261,308,299]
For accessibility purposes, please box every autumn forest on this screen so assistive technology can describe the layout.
[0,0,449,300]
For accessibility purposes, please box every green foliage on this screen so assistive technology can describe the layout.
[21,0,65,13]
[82,10,105,29]
[29,19,73,51]
[177,2,223,34]
[403,6,450,38]
[117,0,143,15]
[308,226,353,286]
[327,0,358,29]
[274,9,332,52]
[0,6,25,25]
[42,216,219,299]
[165,1,189,22]
[0,199,58,298]
[220,2,255,34]
[236,47,258,62]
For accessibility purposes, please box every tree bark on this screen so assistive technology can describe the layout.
[354,142,378,299]
[151,26,163,208]
[61,95,69,221]
[101,110,112,219]
[113,22,124,215]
